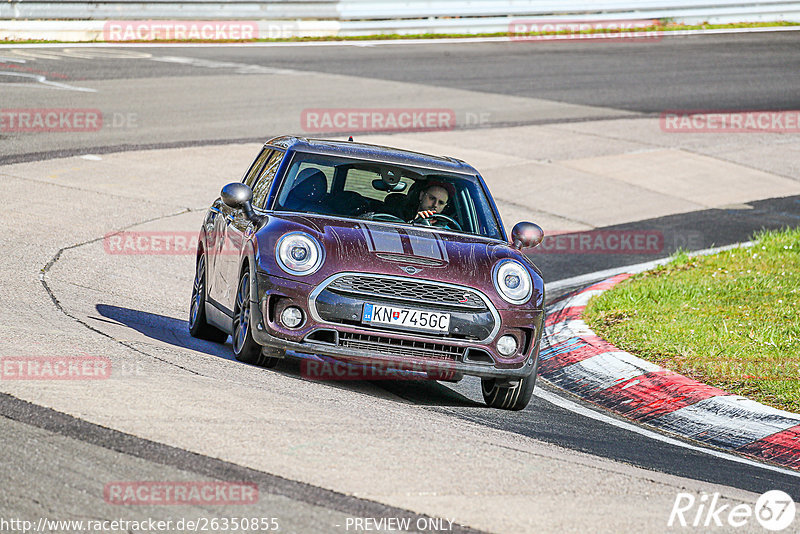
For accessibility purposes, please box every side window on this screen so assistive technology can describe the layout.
[276,161,335,208]
[252,150,284,209]
[242,148,273,188]
[295,162,334,192]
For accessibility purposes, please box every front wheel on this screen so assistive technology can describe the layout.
[189,253,228,343]
[232,269,262,364]
[481,375,535,410]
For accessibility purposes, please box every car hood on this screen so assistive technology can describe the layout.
[261,213,539,294]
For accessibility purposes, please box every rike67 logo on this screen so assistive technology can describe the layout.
[669,490,795,531]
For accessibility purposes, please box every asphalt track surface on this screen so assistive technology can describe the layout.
[4,31,800,162]
[2,32,800,532]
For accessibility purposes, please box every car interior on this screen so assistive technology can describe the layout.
[274,156,503,239]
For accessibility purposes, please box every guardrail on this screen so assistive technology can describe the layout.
[337,0,800,20]
[1,1,799,41]
[0,1,339,20]
[3,0,800,22]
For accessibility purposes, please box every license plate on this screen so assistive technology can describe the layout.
[362,303,450,333]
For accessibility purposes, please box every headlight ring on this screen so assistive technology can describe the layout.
[276,232,324,276]
[492,259,532,304]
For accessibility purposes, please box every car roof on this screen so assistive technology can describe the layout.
[264,136,478,175]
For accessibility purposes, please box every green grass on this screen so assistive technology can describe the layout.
[3,20,799,44]
[584,227,800,413]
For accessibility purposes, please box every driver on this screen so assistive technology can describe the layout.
[405,181,455,223]
[414,183,450,221]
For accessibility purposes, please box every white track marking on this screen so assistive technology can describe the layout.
[148,55,303,75]
[547,289,604,312]
[556,351,661,392]
[1,49,70,60]
[651,396,800,448]
[61,48,152,59]
[0,48,152,61]
[0,71,96,92]
[534,387,800,478]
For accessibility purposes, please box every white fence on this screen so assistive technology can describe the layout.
[337,0,800,20]
[3,0,800,22]
[2,1,800,41]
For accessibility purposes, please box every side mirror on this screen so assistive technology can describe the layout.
[511,222,544,250]
[221,183,259,223]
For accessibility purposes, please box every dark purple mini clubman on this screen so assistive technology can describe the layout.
[190,136,545,410]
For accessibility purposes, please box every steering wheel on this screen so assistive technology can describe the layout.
[412,213,463,231]
[361,212,405,223]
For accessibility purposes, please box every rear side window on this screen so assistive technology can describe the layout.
[252,150,284,209]
[242,148,273,188]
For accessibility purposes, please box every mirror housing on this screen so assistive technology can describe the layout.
[221,183,259,223]
[372,179,407,192]
[511,222,544,250]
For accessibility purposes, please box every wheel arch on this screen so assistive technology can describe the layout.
[239,246,263,336]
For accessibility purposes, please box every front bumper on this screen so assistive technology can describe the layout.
[251,270,543,380]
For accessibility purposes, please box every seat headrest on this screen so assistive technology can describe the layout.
[288,168,327,205]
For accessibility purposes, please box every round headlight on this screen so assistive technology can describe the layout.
[493,259,532,304]
[276,232,324,276]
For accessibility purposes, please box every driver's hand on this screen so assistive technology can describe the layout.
[416,210,436,219]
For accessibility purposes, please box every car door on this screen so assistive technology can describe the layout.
[216,149,285,312]
[207,147,273,309]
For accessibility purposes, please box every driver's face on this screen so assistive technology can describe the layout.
[418,186,449,212]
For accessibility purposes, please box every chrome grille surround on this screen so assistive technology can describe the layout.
[308,272,501,343]
[327,274,486,310]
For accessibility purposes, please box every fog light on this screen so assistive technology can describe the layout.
[497,335,518,356]
[281,306,304,328]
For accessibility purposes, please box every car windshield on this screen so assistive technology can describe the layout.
[273,152,504,240]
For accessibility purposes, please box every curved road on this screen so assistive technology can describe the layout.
[2,32,800,533]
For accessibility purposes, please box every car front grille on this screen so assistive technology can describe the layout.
[326,274,486,311]
[338,332,464,362]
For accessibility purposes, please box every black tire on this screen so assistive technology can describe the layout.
[232,268,263,364]
[189,253,228,343]
[481,374,536,410]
